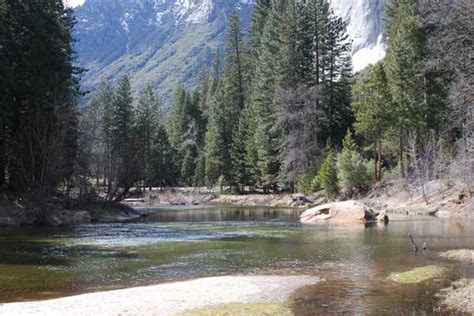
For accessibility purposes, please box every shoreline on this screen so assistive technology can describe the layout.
[1,179,471,227]
[0,275,320,316]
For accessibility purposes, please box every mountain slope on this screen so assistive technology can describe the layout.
[74,0,254,105]
[73,0,386,106]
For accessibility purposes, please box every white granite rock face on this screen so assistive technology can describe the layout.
[330,0,387,71]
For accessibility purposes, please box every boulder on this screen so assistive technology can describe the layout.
[300,200,379,224]
[290,194,312,207]
[45,210,92,226]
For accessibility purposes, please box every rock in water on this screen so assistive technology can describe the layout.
[300,200,379,224]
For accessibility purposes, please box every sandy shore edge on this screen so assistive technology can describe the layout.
[0,275,320,316]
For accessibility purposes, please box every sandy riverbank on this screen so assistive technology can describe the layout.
[0,275,320,316]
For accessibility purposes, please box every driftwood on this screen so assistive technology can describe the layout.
[409,232,419,252]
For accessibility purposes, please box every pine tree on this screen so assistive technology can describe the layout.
[337,131,371,196]
[0,0,80,197]
[250,0,272,54]
[248,2,287,191]
[385,0,426,177]
[134,85,161,189]
[318,144,339,198]
[204,84,227,185]
[109,75,137,198]
[151,124,176,188]
[322,14,353,144]
[353,63,393,181]
[167,85,189,152]
[204,11,249,186]
[223,10,246,113]
[304,0,331,87]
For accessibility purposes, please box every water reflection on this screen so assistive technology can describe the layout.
[0,207,473,314]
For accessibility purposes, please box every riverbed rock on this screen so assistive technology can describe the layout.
[290,194,312,207]
[300,200,379,224]
[45,210,92,226]
[440,249,474,263]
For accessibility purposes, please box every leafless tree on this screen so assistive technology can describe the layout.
[279,85,325,191]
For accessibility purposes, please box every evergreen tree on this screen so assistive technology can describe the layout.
[151,124,176,188]
[204,84,227,185]
[167,85,189,152]
[353,63,393,181]
[204,11,249,186]
[0,0,80,198]
[384,0,427,177]
[318,144,339,198]
[134,85,162,189]
[337,131,371,196]
[248,2,287,191]
[249,0,272,54]
[109,75,137,199]
[80,80,112,190]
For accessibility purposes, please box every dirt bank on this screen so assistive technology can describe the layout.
[123,187,325,209]
[362,180,473,217]
[0,196,142,227]
[127,180,472,218]
[0,275,320,316]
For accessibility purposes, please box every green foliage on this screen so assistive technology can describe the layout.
[166,85,205,185]
[353,63,393,138]
[318,148,339,198]
[0,0,80,197]
[296,166,321,194]
[337,131,371,196]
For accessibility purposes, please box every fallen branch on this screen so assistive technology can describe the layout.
[409,232,419,252]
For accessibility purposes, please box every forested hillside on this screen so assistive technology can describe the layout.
[0,0,472,212]
[81,0,473,198]
[73,0,388,107]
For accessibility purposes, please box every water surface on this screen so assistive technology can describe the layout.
[1,206,473,314]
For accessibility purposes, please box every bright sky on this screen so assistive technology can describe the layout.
[64,0,85,7]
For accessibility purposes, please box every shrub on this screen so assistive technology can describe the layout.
[337,131,371,196]
[295,164,322,194]
[318,149,339,198]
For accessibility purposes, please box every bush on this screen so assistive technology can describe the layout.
[337,131,371,196]
[318,149,339,198]
[296,169,319,194]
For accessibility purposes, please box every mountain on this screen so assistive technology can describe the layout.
[73,0,386,106]
[73,0,254,105]
[331,0,387,71]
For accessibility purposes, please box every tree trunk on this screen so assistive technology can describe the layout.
[400,129,406,178]
[377,140,382,181]
[373,139,378,182]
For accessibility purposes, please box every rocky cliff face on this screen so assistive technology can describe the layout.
[73,0,386,105]
[330,0,387,71]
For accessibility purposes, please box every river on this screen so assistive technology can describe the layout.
[1,205,473,314]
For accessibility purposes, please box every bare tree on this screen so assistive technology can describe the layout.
[279,85,325,192]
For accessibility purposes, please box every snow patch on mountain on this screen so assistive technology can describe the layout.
[185,0,213,23]
[330,0,387,71]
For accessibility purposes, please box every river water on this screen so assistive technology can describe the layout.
[1,205,473,314]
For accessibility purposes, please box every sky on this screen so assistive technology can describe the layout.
[64,0,85,7]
